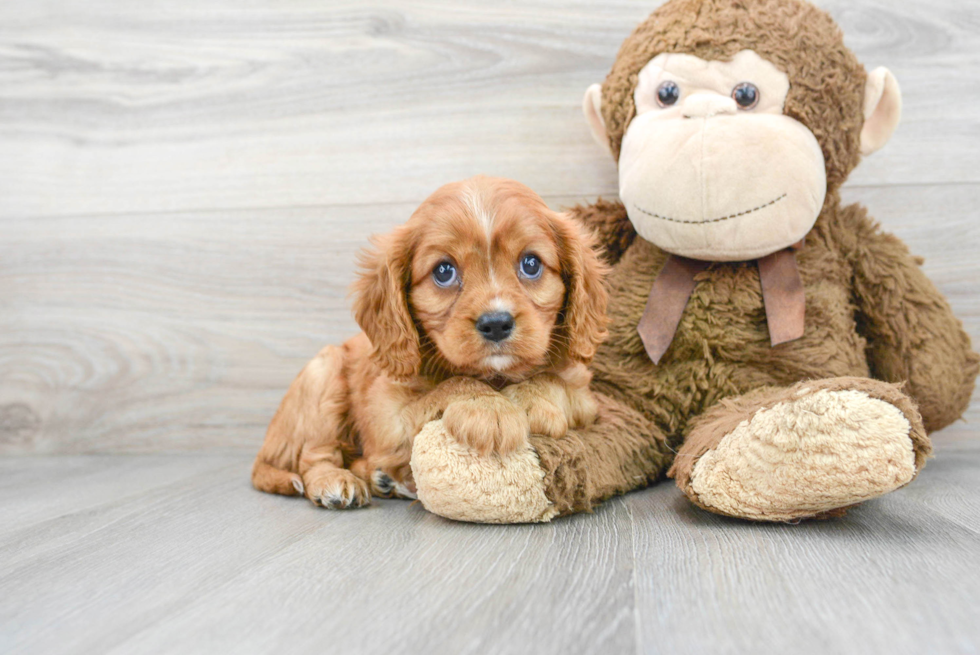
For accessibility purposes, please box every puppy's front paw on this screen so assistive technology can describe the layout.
[304,468,370,509]
[504,394,568,439]
[443,395,530,456]
[568,390,598,429]
[500,375,588,439]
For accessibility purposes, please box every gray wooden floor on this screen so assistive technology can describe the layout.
[1,0,979,653]
[1,443,978,655]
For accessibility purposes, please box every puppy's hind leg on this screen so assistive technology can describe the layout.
[252,459,305,496]
[252,344,364,509]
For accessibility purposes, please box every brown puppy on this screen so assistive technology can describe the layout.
[252,176,608,509]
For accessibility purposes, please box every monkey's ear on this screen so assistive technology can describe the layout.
[583,84,613,157]
[860,67,902,156]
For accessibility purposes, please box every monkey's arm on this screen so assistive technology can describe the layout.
[411,389,674,522]
[839,204,979,432]
[566,199,637,266]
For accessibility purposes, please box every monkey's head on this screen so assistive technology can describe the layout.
[584,0,902,261]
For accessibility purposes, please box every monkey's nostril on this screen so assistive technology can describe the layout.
[476,312,515,342]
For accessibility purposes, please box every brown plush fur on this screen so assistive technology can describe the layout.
[526,0,979,517]
[252,176,608,508]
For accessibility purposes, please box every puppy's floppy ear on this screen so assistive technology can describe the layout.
[351,226,421,379]
[552,213,609,364]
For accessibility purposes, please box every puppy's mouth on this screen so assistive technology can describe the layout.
[482,354,516,372]
[478,348,542,380]
[478,352,535,389]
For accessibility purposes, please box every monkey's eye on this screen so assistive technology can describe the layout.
[656,81,680,107]
[432,261,457,287]
[732,82,760,109]
[519,253,542,280]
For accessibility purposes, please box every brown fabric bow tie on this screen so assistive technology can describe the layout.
[637,246,806,365]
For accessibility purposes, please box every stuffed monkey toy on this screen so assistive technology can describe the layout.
[409,0,979,523]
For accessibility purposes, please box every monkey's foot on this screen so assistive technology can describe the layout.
[411,419,557,524]
[670,377,931,522]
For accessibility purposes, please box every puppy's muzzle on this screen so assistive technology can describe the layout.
[476,312,515,343]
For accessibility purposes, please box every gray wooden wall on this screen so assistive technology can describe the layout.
[1,0,977,455]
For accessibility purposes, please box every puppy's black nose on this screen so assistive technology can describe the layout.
[476,312,515,342]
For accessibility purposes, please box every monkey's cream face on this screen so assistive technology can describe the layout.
[618,50,826,261]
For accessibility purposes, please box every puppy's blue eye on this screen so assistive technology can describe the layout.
[519,254,542,280]
[432,261,457,287]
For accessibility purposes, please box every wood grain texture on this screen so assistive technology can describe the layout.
[1,0,978,454]
[1,1,979,653]
[1,443,977,655]
[0,0,977,219]
[1,0,978,455]
[0,455,636,655]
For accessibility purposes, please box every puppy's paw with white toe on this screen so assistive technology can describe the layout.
[304,469,370,509]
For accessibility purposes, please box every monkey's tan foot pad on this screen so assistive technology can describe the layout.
[671,378,929,522]
[411,419,558,524]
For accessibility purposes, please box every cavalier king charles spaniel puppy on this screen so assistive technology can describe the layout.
[252,176,608,509]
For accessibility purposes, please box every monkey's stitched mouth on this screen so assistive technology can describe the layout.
[631,193,788,225]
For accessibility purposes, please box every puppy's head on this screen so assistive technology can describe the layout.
[352,176,608,381]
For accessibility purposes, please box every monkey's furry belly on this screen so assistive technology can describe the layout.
[592,238,871,435]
